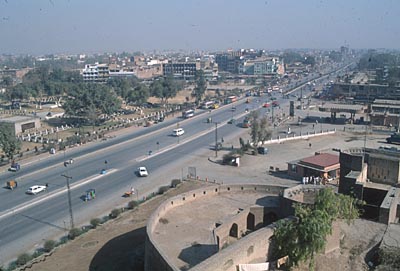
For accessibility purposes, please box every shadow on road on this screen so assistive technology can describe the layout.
[19,213,65,231]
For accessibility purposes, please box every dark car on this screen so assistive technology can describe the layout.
[257,147,268,155]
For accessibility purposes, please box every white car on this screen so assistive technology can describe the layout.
[172,128,185,136]
[138,167,149,177]
[26,185,47,195]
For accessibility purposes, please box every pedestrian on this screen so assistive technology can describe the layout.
[45,183,49,188]
[309,143,312,148]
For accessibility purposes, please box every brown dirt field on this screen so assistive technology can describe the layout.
[28,180,213,271]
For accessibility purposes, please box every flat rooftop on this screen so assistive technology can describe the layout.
[152,190,279,270]
[0,115,36,123]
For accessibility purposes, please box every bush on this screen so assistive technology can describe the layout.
[90,218,101,229]
[158,185,170,195]
[170,179,182,188]
[127,200,139,210]
[16,253,32,266]
[68,228,82,240]
[109,208,122,219]
[43,240,56,253]
[57,236,68,246]
[32,250,44,258]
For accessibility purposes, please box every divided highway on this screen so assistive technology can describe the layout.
[0,63,354,264]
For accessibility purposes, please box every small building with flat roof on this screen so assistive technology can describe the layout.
[287,152,340,181]
[0,116,41,136]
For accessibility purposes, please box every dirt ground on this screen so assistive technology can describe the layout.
[28,180,213,271]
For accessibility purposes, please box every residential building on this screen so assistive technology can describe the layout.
[81,63,109,82]
[162,62,199,80]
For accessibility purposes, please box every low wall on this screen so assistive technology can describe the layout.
[258,129,336,146]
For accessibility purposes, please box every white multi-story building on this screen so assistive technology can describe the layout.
[81,63,109,82]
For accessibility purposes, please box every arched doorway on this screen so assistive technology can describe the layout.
[263,212,278,226]
[229,223,238,238]
[247,213,255,231]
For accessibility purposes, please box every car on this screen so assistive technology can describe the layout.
[138,167,148,177]
[263,102,270,108]
[172,128,185,136]
[26,185,47,195]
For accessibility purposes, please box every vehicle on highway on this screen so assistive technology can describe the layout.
[386,133,400,144]
[9,161,20,172]
[172,128,185,136]
[64,159,74,166]
[26,185,46,195]
[182,109,195,119]
[201,101,215,109]
[263,102,270,108]
[84,189,96,201]
[138,167,149,177]
[6,180,18,190]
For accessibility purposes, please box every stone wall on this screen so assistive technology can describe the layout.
[145,184,286,271]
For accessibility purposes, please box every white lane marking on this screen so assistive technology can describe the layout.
[0,169,117,221]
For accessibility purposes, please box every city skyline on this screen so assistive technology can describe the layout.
[0,0,399,55]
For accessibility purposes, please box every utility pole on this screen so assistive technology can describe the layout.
[62,173,74,229]
[62,149,74,229]
[215,122,218,157]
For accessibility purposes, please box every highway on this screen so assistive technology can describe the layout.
[0,62,354,264]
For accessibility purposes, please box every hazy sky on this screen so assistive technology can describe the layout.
[0,0,399,55]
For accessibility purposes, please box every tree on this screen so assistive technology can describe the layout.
[0,124,21,160]
[193,70,206,104]
[63,83,121,122]
[249,112,271,146]
[273,188,362,270]
[150,76,179,104]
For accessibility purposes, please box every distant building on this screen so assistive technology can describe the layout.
[162,62,199,80]
[239,57,284,76]
[370,99,400,127]
[81,63,138,82]
[215,51,243,74]
[81,63,109,82]
[331,82,400,102]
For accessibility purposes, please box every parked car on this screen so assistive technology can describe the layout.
[257,147,269,155]
[26,185,47,195]
[138,167,149,177]
[172,128,185,136]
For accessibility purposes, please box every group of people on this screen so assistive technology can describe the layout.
[302,176,327,185]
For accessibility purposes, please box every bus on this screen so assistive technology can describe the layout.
[182,109,195,118]
[201,101,215,109]
[224,95,237,104]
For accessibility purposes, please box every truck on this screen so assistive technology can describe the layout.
[386,133,400,144]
